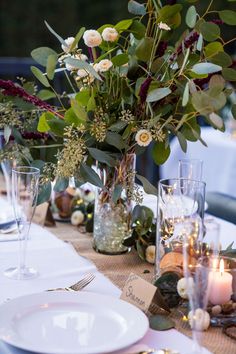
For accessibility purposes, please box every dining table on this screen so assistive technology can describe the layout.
[0,200,235,354]
[160,127,236,197]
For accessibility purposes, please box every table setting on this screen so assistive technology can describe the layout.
[0,0,236,353]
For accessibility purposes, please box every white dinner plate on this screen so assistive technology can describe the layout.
[0,291,149,354]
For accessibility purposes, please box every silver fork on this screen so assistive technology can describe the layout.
[48,273,95,292]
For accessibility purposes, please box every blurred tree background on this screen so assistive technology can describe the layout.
[0,0,235,57]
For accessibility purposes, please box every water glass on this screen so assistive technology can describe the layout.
[4,166,40,280]
[178,159,203,181]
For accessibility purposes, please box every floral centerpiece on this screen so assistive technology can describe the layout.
[0,0,236,253]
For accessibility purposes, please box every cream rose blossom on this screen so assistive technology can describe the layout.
[71,210,85,226]
[61,37,76,53]
[135,129,152,147]
[145,245,156,264]
[177,277,194,299]
[158,22,171,31]
[188,309,210,331]
[97,59,113,72]
[102,27,119,42]
[83,30,102,48]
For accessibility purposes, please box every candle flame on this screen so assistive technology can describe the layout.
[220,259,224,275]
[212,257,219,270]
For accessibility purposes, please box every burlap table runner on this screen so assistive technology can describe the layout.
[47,223,235,354]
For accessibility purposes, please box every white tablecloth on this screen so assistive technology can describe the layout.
[0,217,235,354]
[160,127,236,197]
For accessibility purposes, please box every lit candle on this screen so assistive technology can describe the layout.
[209,259,233,305]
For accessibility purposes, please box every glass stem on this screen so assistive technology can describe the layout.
[18,223,30,275]
[192,329,202,354]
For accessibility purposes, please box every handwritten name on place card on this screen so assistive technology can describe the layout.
[120,273,157,312]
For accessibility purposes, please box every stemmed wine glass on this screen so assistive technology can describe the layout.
[4,166,40,280]
[182,219,218,353]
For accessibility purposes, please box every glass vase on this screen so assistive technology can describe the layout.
[155,178,206,280]
[93,154,135,255]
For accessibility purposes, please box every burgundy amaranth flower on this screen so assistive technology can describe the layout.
[0,79,64,119]
[169,31,199,61]
[139,77,152,104]
[21,132,49,140]
[156,41,168,58]
[210,19,224,25]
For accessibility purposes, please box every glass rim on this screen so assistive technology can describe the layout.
[159,177,206,188]
[178,158,203,164]
[12,166,40,175]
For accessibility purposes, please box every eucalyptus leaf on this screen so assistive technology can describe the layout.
[186,5,197,28]
[146,87,171,103]
[136,239,146,261]
[219,10,236,25]
[64,108,84,126]
[191,63,222,75]
[31,47,58,67]
[205,42,224,58]
[105,132,126,150]
[149,315,175,331]
[37,112,53,132]
[71,99,87,122]
[129,20,146,39]
[128,0,146,16]
[30,160,45,173]
[112,184,123,203]
[54,178,69,192]
[182,82,189,107]
[208,112,224,130]
[135,37,154,62]
[211,52,232,68]
[222,68,236,82]
[115,19,133,32]
[46,54,57,80]
[109,121,127,132]
[37,182,52,205]
[64,58,102,81]
[37,89,56,100]
[152,142,170,165]
[136,174,157,196]
[158,4,183,22]
[200,22,220,42]
[44,20,67,46]
[111,53,129,67]
[87,147,117,167]
[177,131,187,152]
[80,163,103,188]
[47,118,67,137]
[30,66,50,87]
[71,27,85,51]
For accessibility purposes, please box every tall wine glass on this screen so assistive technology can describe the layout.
[178,159,203,181]
[4,166,40,280]
[182,220,218,353]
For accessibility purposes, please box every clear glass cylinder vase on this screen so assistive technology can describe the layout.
[155,178,206,280]
[93,154,135,255]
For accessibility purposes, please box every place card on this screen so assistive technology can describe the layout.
[33,202,55,226]
[120,273,170,314]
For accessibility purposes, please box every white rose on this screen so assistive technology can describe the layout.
[135,129,152,147]
[65,53,88,71]
[188,309,210,331]
[83,191,95,203]
[71,210,85,226]
[97,59,113,72]
[145,245,156,264]
[102,27,119,42]
[61,37,76,53]
[177,277,194,299]
[76,69,89,78]
[83,30,102,48]
[93,63,100,72]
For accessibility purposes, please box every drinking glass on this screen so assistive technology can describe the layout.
[178,159,203,182]
[4,166,40,280]
[182,220,219,353]
[155,178,206,279]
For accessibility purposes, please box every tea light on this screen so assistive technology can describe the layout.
[209,259,233,305]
